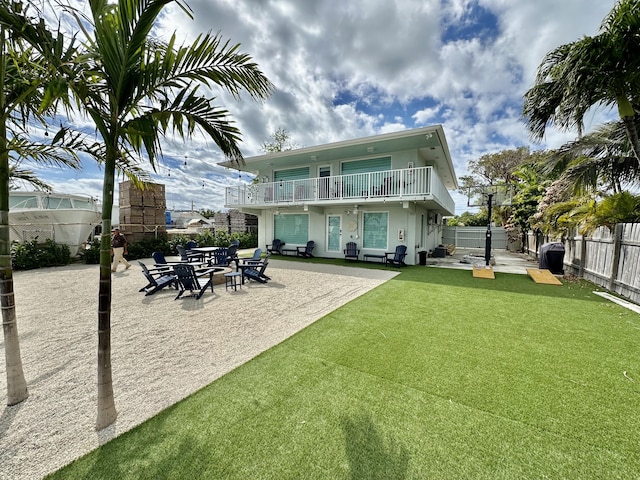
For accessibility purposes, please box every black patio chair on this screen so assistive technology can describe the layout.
[296,240,315,258]
[138,262,178,296]
[241,255,271,284]
[226,244,239,269]
[266,239,285,255]
[240,248,262,265]
[176,244,205,264]
[385,245,407,267]
[152,251,172,271]
[172,263,214,300]
[210,247,229,266]
[344,242,359,261]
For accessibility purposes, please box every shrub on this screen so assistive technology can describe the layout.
[12,239,71,270]
[126,236,172,260]
[167,231,257,252]
[79,238,101,264]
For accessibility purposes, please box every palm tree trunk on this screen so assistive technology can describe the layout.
[621,115,640,168]
[0,27,28,406]
[0,141,28,405]
[616,96,640,167]
[95,146,117,430]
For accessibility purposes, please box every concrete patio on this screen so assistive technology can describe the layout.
[426,247,539,275]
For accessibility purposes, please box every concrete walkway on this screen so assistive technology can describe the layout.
[425,248,539,275]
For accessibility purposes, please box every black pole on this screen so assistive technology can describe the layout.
[485,193,493,266]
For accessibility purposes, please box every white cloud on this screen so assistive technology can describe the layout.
[33,0,617,215]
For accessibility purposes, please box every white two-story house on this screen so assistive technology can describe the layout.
[222,125,458,265]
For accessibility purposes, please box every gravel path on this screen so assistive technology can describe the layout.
[0,258,398,480]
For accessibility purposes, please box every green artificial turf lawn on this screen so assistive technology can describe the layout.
[48,267,640,479]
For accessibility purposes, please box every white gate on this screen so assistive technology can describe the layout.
[442,226,507,249]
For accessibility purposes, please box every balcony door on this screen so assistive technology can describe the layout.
[326,215,342,253]
[318,165,331,200]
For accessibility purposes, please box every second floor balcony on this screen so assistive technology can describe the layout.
[225,166,456,215]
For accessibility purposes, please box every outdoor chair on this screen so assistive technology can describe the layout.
[186,240,198,250]
[240,254,271,284]
[137,261,178,296]
[240,248,262,265]
[296,240,315,258]
[226,244,240,269]
[176,244,205,264]
[210,247,229,266]
[172,263,214,300]
[266,239,285,255]
[385,245,408,267]
[376,176,395,196]
[152,251,172,271]
[344,242,360,261]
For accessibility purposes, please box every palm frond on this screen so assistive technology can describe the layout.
[8,165,52,191]
[7,133,80,169]
[122,91,245,167]
[546,120,640,193]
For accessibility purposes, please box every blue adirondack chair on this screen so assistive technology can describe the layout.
[241,254,271,284]
[296,240,315,258]
[344,242,359,261]
[138,262,178,296]
[240,248,262,265]
[176,244,204,264]
[385,245,407,267]
[266,239,285,254]
[172,263,214,300]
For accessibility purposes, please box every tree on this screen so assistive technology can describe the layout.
[63,0,272,429]
[546,121,640,195]
[465,147,534,186]
[460,147,548,226]
[504,165,548,251]
[447,211,488,227]
[261,127,298,153]
[0,2,83,406]
[523,0,640,165]
[539,192,640,237]
[199,209,217,219]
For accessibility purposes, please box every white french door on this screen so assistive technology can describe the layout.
[326,215,342,253]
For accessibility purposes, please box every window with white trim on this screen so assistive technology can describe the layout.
[363,212,388,250]
[274,214,309,245]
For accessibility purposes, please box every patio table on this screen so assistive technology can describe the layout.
[190,246,222,258]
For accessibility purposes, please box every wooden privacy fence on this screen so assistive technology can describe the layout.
[527,223,640,304]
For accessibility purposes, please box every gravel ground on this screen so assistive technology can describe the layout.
[0,258,398,480]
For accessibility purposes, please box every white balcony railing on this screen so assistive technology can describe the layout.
[225,166,455,213]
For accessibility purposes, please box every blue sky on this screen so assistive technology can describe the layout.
[28,0,616,214]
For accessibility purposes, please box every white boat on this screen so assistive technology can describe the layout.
[9,191,102,256]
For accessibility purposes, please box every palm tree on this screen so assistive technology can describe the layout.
[64,0,273,429]
[523,0,640,165]
[546,121,640,195]
[0,4,82,406]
